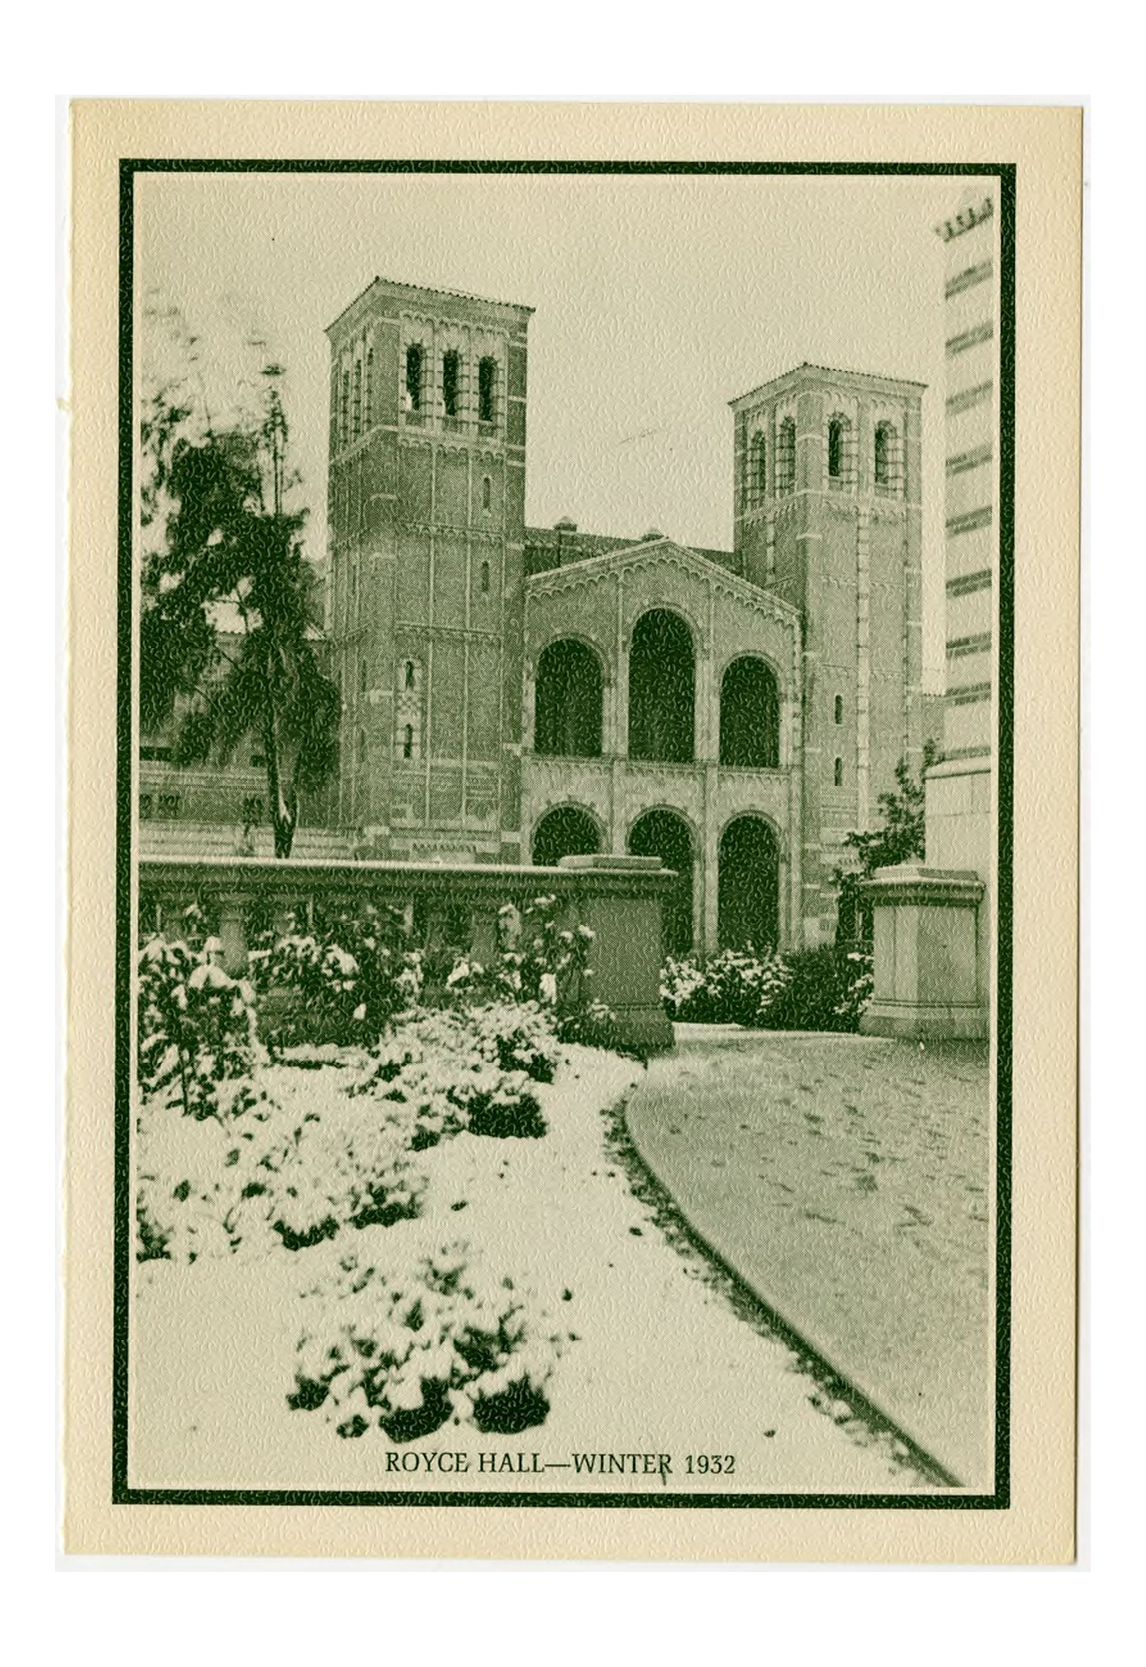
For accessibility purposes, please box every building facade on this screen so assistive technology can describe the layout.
[139,275,934,955]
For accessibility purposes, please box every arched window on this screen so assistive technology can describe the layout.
[480,560,491,594]
[352,360,362,439]
[874,421,900,490]
[402,724,414,759]
[365,348,373,428]
[442,349,460,417]
[776,416,797,494]
[834,694,844,725]
[478,357,497,424]
[749,430,767,506]
[404,660,416,690]
[718,816,780,951]
[356,728,366,767]
[405,343,424,412]
[629,809,694,956]
[358,654,367,694]
[481,474,492,512]
[340,368,351,446]
[532,806,601,867]
[628,610,695,763]
[535,639,603,758]
[720,657,780,768]
[833,756,844,787]
[827,417,843,478]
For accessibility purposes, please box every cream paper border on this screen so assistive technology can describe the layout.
[65,99,1081,1563]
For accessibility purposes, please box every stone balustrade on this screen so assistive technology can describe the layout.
[138,851,676,1055]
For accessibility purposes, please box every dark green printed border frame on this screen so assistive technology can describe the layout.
[113,158,1015,1511]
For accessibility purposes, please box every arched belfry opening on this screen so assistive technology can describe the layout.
[628,610,695,763]
[719,658,780,769]
[531,806,602,867]
[628,809,694,957]
[534,640,603,758]
[718,816,780,951]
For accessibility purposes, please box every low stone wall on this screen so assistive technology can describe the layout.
[138,851,676,1055]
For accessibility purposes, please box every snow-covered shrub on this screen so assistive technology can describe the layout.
[289,1242,572,1441]
[271,1099,426,1246]
[760,945,873,1033]
[353,1007,548,1145]
[136,1093,305,1263]
[660,947,790,1026]
[248,904,423,1048]
[137,930,264,1122]
[659,943,872,1032]
[464,1001,562,1084]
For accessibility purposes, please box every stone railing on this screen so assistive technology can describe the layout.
[138,851,677,1054]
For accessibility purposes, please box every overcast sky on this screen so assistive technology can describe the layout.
[138,170,975,688]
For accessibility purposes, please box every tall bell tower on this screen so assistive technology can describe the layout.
[326,278,533,862]
[730,363,926,945]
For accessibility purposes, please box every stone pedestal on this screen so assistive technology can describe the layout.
[859,864,987,1040]
[557,853,675,1054]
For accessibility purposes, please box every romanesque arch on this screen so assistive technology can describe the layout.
[628,807,695,957]
[628,608,695,763]
[534,639,603,758]
[718,814,780,950]
[531,804,602,867]
[719,656,780,769]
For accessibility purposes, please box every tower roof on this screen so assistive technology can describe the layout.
[326,275,534,338]
[729,362,926,412]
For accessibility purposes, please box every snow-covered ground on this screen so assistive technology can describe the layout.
[131,1046,933,1494]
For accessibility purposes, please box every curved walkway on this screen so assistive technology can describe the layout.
[626,1024,992,1487]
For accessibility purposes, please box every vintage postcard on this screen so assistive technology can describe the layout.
[65,101,1081,1562]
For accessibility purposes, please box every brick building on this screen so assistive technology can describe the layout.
[142,275,935,954]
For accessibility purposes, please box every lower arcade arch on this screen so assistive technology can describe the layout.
[530,805,602,867]
[627,808,695,957]
[718,815,780,951]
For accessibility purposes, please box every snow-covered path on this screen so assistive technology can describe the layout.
[626,1025,992,1487]
[131,1047,934,1495]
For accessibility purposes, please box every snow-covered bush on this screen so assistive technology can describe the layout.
[136,1093,305,1263]
[248,904,423,1048]
[763,945,874,1033]
[137,928,264,1122]
[289,1241,572,1441]
[354,1008,548,1145]
[660,947,791,1026]
[463,1001,562,1084]
[271,1098,426,1246]
[660,943,872,1031]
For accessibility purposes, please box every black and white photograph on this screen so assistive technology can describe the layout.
[61,100,1081,1563]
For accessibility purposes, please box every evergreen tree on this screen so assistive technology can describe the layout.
[139,315,340,859]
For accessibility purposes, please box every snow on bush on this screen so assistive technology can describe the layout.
[137,930,265,1121]
[248,903,424,1048]
[136,1093,307,1263]
[660,944,874,1032]
[353,1006,549,1145]
[661,947,791,1026]
[289,1241,573,1442]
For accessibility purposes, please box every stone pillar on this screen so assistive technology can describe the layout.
[557,854,675,1053]
[859,864,987,1039]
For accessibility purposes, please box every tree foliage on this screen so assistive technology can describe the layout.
[834,739,942,941]
[139,304,340,856]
